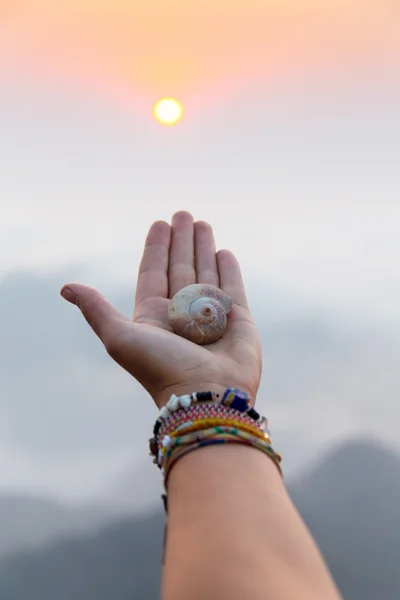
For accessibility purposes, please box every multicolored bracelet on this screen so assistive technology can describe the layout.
[153,388,267,433]
[157,402,267,440]
[152,387,283,567]
[149,387,282,516]
[152,390,221,437]
[157,418,269,468]
[167,417,268,442]
[149,387,270,459]
[162,426,282,488]
[162,424,280,468]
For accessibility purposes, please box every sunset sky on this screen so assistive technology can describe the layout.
[0,1,399,503]
[2,1,399,104]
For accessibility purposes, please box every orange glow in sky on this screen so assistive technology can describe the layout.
[1,0,399,106]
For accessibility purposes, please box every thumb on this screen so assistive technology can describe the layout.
[60,283,127,345]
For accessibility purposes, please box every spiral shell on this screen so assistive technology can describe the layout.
[168,284,234,345]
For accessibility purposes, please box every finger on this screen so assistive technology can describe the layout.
[135,220,171,307]
[216,249,249,309]
[60,283,128,346]
[168,211,196,298]
[194,221,219,287]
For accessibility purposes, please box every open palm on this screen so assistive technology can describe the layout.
[61,212,262,408]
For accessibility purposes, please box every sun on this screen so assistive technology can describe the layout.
[153,97,184,126]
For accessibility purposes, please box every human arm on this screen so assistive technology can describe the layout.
[164,443,340,600]
[60,211,341,600]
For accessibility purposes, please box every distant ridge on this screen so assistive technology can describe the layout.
[0,437,399,599]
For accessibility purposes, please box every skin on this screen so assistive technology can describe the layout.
[61,211,341,600]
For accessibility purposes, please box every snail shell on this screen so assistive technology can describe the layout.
[168,283,234,345]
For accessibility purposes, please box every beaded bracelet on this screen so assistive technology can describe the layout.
[152,388,268,439]
[153,390,221,438]
[159,405,267,441]
[149,387,281,518]
[167,417,269,442]
[149,388,270,461]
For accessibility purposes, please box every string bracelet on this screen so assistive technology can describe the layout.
[164,437,282,489]
[161,425,280,469]
[162,426,282,489]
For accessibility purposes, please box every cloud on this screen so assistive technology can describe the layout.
[0,267,398,508]
[0,270,154,496]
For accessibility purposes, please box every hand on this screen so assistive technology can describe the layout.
[60,211,262,408]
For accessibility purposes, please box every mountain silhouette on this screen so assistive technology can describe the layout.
[0,437,399,599]
[290,438,400,600]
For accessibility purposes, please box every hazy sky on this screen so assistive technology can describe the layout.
[0,1,399,508]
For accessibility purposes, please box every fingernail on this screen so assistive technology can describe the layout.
[60,286,77,305]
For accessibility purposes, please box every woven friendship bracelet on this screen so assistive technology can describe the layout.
[159,426,280,473]
[164,437,282,488]
[162,426,282,488]
[161,424,280,465]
